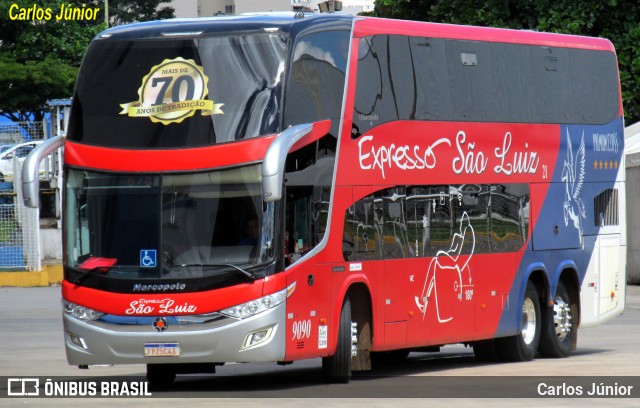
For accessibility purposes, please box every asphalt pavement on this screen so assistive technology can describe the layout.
[1,284,639,407]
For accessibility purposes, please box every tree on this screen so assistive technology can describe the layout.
[0,1,104,123]
[0,56,77,122]
[372,0,640,124]
[107,0,174,26]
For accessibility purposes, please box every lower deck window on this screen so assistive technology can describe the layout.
[343,183,530,261]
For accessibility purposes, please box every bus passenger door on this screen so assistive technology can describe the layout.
[377,187,431,348]
[383,259,427,348]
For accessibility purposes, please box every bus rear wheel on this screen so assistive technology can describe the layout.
[539,280,576,357]
[322,297,353,383]
[496,281,541,361]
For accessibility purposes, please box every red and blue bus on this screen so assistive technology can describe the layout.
[23,12,626,384]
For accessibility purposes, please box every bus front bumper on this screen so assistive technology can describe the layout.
[63,301,287,366]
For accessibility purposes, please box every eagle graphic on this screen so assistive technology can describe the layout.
[561,130,586,245]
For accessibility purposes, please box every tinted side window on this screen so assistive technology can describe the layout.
[284,134,337,265]
[353,35,619,135]
[377,187,412,259]
[455,184,490,254]
[353,35,399,136]
[285,30,350,137]
[405,186,433,258]
[343,183,529,262]
[343,195,381,261]
[16,145,35,158]
[490,184,529,252]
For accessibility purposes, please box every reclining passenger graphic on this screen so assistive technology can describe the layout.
[415,211,475,323]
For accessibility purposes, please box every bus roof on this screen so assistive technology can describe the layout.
[354,16,616,52]
[96,12,355,40]
[96,12,615,53]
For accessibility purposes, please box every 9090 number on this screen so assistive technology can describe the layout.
[291,319,312,340]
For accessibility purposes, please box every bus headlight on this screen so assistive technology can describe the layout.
[220,287,287,319]
[63,300,104,321]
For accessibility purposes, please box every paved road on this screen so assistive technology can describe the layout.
[1,284,639,407]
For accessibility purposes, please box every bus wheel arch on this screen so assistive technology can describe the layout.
[496,277,544,362]
[322,282,372,382]
[348,283,373,372]
[539,269,580,357]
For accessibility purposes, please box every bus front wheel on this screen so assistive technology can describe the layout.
[322,296,353,383]
[496,281,541,361]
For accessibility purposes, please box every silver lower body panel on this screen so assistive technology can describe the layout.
[63,301,286,366]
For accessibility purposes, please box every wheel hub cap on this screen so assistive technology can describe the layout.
[553,297,573,341]
[521,298,537,345]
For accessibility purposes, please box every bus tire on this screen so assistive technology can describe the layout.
[146,364,176,387]
[322,297,353,383]
[539,280,576,358]
[496,281,541,362]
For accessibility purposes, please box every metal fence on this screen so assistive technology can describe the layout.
[0,159,41,271]
[0,121,45,145]
[0,187,26,270]
[0,105,67,272]
[0,120,54,272]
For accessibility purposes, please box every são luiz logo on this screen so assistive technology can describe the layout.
[119,57,223,125]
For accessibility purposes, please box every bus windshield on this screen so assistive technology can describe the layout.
[67,33,287,148]
[65,165,274,281]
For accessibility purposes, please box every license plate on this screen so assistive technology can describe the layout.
[144,343,181,357]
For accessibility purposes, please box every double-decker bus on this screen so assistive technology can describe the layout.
[23,12,626,385]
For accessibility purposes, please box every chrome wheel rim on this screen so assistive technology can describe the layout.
[553,296,573,341]
[521,297,537,345]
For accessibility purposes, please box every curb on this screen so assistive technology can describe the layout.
[0,264,63,287]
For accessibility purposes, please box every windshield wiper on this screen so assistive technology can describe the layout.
[74,267,111,284]
[172,263,256,282]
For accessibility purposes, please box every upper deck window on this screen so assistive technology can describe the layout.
[353,35,620,135]
[284,30,350,138]
[67,33,287,148]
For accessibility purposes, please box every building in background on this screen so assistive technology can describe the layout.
[171,0,373,17]
[625,121,640,284]
[319,0,374,14]
[172,0,292,17]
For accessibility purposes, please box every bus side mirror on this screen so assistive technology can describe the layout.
[22,136,64,208]
[262,123,313,202]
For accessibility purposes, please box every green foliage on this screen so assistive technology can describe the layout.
[107,0,174,26]
[0,0,104,121]
[0,0,105,65]
[0,0,174,122]
[373,0,640,124]
[0,55,77,122]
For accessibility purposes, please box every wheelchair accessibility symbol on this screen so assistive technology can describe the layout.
[140,250,157,268]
